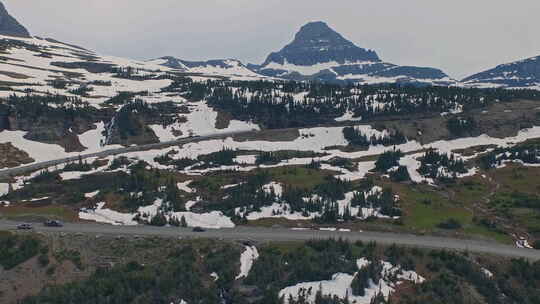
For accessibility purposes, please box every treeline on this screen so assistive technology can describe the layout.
[195,79,540,129]
[0,94,100,130]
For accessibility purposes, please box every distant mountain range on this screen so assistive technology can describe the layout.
[149,57,264,79]
[159,21,456,86]
[0,1,538,89]
[250,21,454,86]
[462,55,540,90]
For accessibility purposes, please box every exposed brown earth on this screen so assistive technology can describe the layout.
[0,143,34,168]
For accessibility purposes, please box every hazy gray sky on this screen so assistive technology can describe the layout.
[5,0,540,79]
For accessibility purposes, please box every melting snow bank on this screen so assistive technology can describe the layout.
[236,246,259,280]
[237,186,398,222]
[481,268,494,278]
[0,183,9,197]
[79,200,235,229]
[279,258,424,304]
[79,202,138,226]
[177,180,195,193]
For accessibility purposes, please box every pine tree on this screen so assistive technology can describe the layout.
[180,215,188,228]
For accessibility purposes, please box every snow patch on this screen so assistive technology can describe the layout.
[236,246,259,280]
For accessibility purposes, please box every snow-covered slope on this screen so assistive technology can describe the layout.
[462,55,540,90]
[253,21,455,86]
[153,56,267,80]
[0,35,174,102]
[0,33,260,164]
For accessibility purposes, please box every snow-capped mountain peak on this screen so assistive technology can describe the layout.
[261,21,380,68]
[253,21,454,86]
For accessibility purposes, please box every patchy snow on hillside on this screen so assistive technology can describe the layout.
[263,182,283,196]
[189,60,261,78]
[236,246,259,280]
[0,183,9,197]
[169,211,235,229]
[0,126,121,169]
[84,190,100,198]
[335,111,362,122]
[152,101,260,139]
[79,199,235,229]
[79,202,138,226]
[240,203,317,221]
[0,130,69,163]
[279,258,424,304]
[481,268,494,278]
[263,60,377,76]
[177,180,195,193]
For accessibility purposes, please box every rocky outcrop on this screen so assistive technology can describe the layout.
[0,142,34,169]
[0,2,30,38]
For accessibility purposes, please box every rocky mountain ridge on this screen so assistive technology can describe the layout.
[0,2,30,38]
[462,55,540,90]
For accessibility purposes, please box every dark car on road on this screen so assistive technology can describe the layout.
[192,227,206,232]
[44,220,64,227]
[17,223,33,230]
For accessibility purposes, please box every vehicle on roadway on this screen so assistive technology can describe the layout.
[192,227,206,232]
[44,220,64,227]
[17,223,33,230]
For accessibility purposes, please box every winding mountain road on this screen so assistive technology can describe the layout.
[1,129,539,260]
[1,220,538,260]
[0,130,254,179]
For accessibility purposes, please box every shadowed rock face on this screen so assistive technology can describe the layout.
[0,2,30,38]
[254,21,452,85]
[262,21,381,67]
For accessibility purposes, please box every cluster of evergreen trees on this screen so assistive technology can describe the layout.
[22,245,242,304]
[374,150,403,172]
[256,151,323,165]
[418,149,467,180]
[161,77,211,101]
[447,117,477,137]
[197,148,237,167]
[480,143,540,169]
[154,151,198,170]
[0,94,99,131]
[112,99,179,141]
[343,127,406,148]
[222,171,400,223]
[372,149,411,182]
[111,66,158,81]
[111,162,187,226]
[179,79,540,129]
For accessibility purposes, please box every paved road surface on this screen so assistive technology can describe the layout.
[1,220,538,260]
